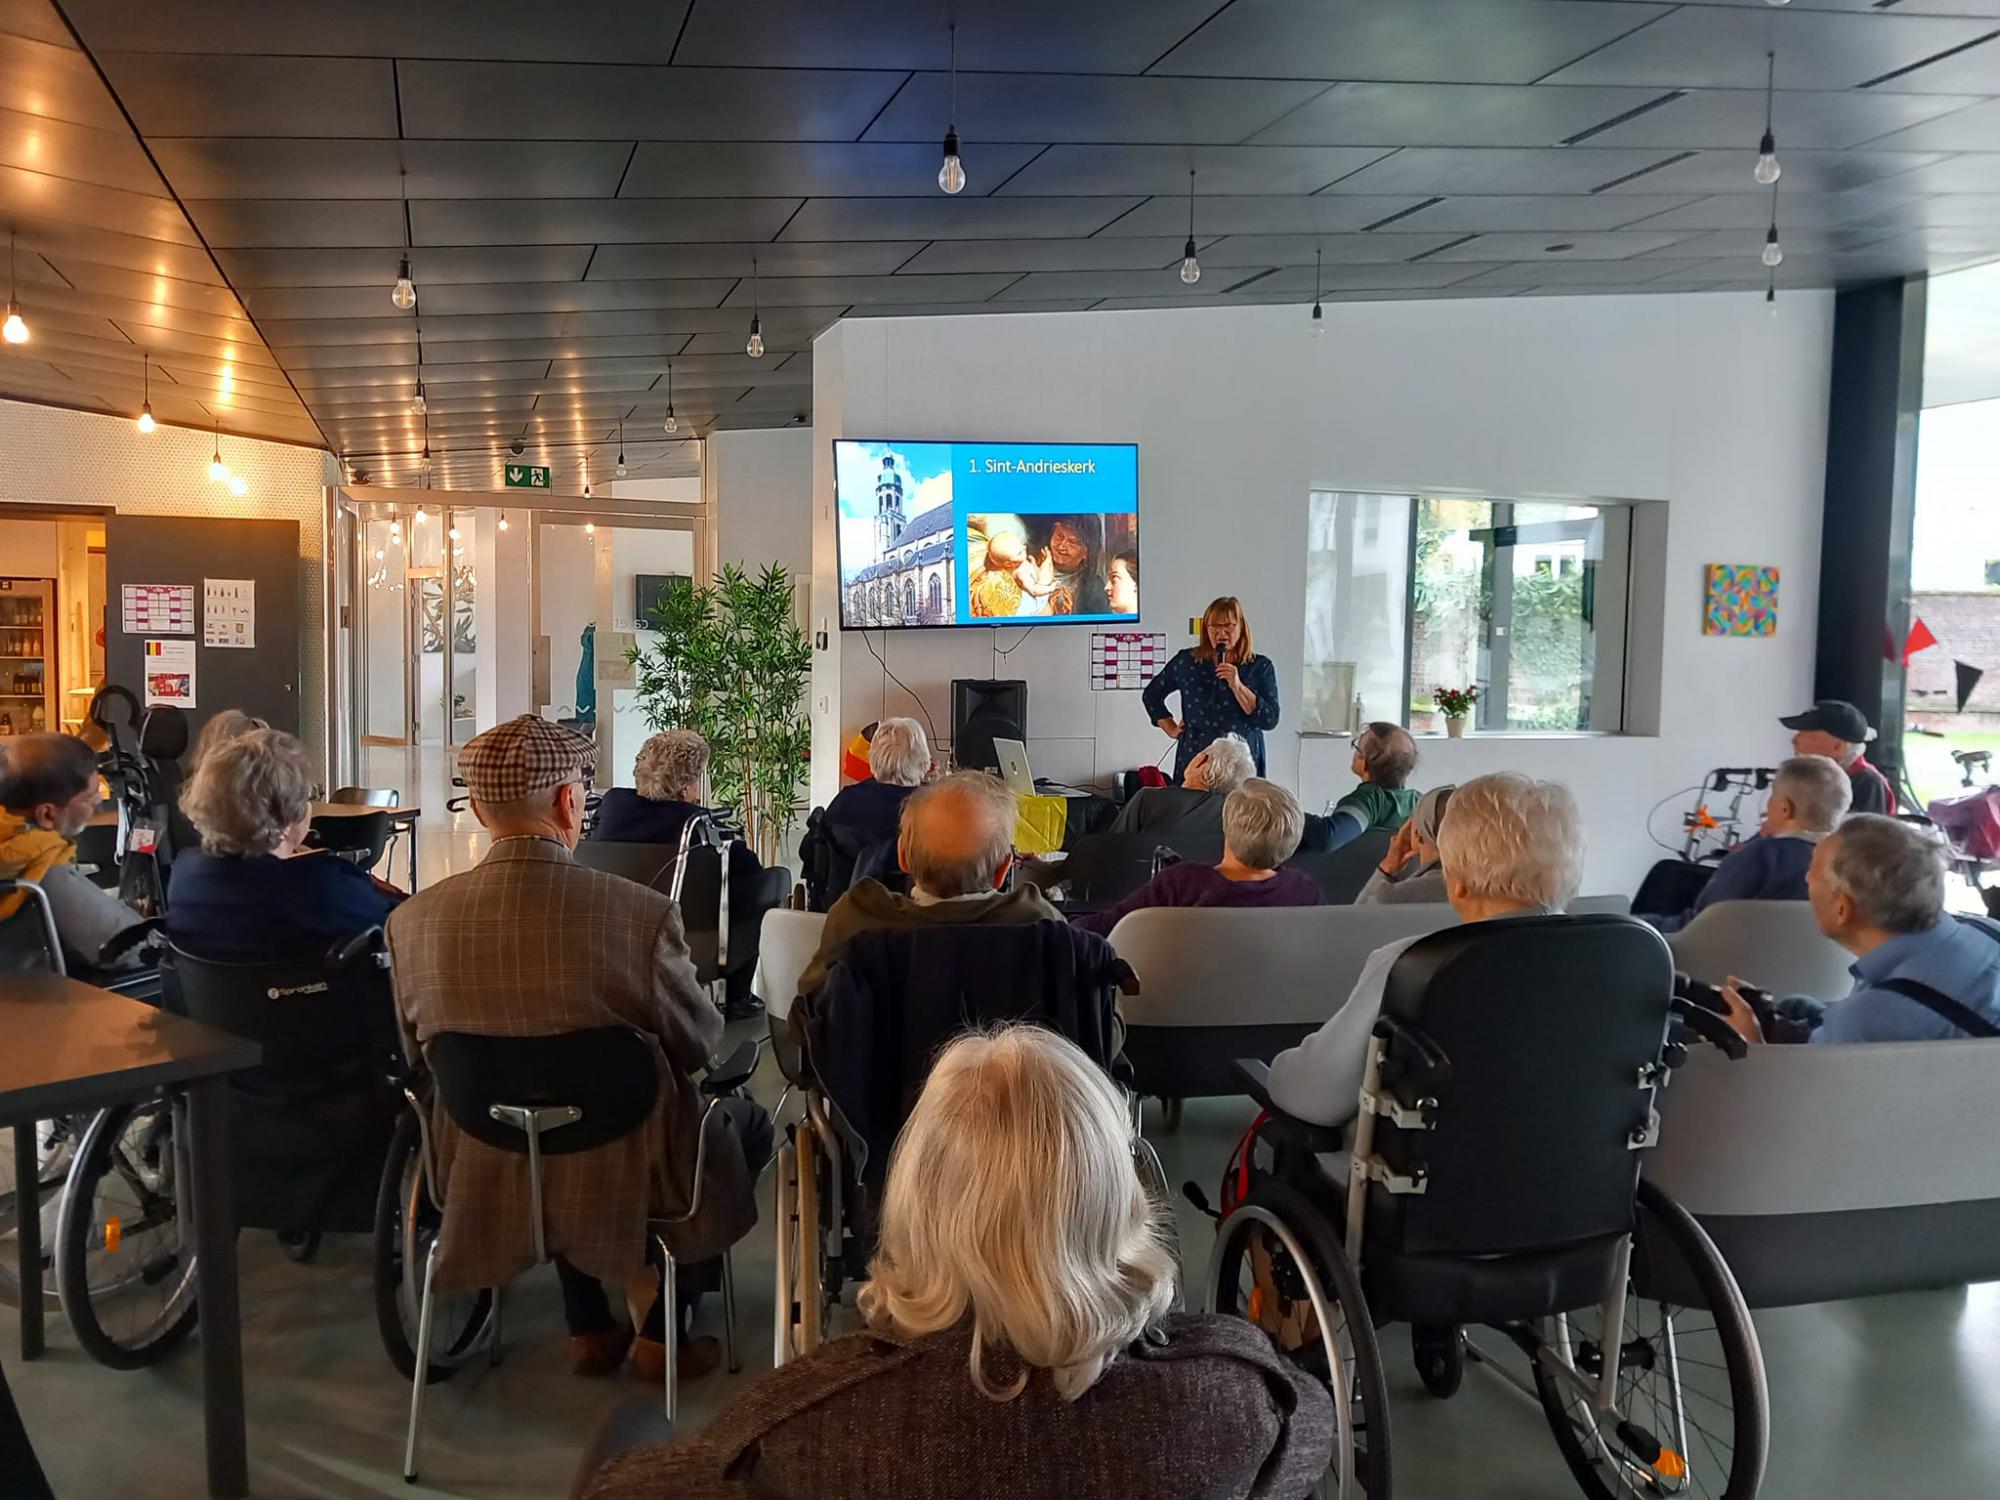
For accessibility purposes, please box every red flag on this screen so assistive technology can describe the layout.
[1904,618,1937,665]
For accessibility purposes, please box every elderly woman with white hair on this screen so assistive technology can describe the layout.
[169,727,402,962]
[591,728,718,847]
[1108,731,1256,838]
[1267,771,1584,1127]
[579,1026,1332,1499]
[821,716,931,847]
[1075,778,1323,937]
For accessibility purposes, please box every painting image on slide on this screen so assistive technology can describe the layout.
[837,441,957,627]
[967,512,1139,619]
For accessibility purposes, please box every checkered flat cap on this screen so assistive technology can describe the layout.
[458,715,597,804]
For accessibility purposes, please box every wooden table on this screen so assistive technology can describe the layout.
[0,973,262,1498]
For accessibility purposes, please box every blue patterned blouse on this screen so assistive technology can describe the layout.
[1141,649,1281,783]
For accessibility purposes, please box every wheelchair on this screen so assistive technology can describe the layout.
[769,920,1173,1364]
[42,922,406,1369]
[1206,914,1767,1500]
[87,685,189,917]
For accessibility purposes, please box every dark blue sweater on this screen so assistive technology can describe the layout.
[1647,834,1818,934]
[167,848,401,963]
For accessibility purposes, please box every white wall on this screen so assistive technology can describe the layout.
[709,428,813,584]
[810,294,1834,893]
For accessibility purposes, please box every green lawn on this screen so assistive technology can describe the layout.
[1899,727,2000,812]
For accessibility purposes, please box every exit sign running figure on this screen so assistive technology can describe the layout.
[504,465,551,489]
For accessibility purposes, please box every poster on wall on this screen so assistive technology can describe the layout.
[203,577,256,648]
[142,638,196,708]
[1702,564,1780,637]
[1090,631,1170,690]
[121,583,195,635]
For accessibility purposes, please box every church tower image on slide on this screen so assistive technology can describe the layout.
[874,454,908,559]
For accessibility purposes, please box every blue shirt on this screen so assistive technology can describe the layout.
[822,778,918,851]
[167,847,401,963]
[1647,833,1817,934]
[1813,916,2000,1043]
[1141,649,1281,783]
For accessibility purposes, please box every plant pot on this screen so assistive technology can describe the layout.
[1445,716,1466,739]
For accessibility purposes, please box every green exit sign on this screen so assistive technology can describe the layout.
[504,464,551,489]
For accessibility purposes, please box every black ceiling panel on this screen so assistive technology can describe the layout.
[397,61,905,142]
[411,197,803,246]
[1388,194,1700,231]
[716,273,1021,307]
[1248,81,1655,148]
[1324,147,1691,196]
[895,238,1197,274]
[94,53,399,138]
[1001,144,1395,196]
[187,198,409,250]
[778,197,1143,240]
[148,139,635,200]
[674,0,1225,73]
[1153,0,1676,84]
[620,142,1043,199]
[588,240,924,280]
[217,245,595,289]
[1093,195,1434,236]
[863,73,1331,146]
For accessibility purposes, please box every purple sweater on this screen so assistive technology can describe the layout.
[1075,861,1324,936]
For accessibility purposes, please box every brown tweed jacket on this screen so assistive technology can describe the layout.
[385,837,753,1292]
[583,1313,1335,1500]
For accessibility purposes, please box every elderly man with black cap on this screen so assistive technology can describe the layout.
[1781,698,1896,817]
[387,715,766,1386]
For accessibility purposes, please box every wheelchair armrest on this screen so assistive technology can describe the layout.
[701,1038,761,1095]
[327,924,387,972]
[1668,997,1750,1061]
[1231,1059,1351,1155]
[1372,1013,1452,1084]
[99,916,166,968]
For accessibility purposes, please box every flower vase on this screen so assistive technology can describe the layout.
[1445,716,1466,739]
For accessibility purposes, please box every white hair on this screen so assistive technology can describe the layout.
[1773,754,1851,834]
[870,717,931,787]
[860,1026,1176,1402]
[181,728,312,857]
[1222,778,1304,870]
[1433,771,1584,909]
[1193,733,1255,794]
[634,729,708,801]
[1823,814,1946,934]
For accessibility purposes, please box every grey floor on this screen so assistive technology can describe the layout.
[7,1048,2000,1498]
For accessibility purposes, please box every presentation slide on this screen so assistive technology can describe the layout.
[835,439,1139,630]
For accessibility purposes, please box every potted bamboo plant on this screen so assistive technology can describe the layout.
[628,562,812,865]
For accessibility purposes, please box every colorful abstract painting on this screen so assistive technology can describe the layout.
[1704,564,1780,636]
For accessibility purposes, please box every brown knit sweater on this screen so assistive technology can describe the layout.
[584,1313,1334,1500]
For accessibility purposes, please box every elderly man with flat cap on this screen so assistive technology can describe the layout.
[387,715,767,1385]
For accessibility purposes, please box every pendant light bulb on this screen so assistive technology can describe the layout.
[392,255,416,310]
[937,24,965,193]
[410,379,427,415]
[664,364,679,432]
[664,409,679,434]
[939,132,965,194]
[1754,55,1780,186]
[616,420,627,477]
[1311,301,1325,337]
[1766,284,1778,317]
[228,474,248,497]
[137,403,155,433]
[1179,169,1200,285]
[414,506,427,524]
[746,257,765,357]
[2,234,25,343]
[1761,224,1784,268]
[585,520,595,536]
[136,351,155,431]
[498,511,508,532]
[1755,132,1781,186]
[447,524,460,541]
[208,421,227,481]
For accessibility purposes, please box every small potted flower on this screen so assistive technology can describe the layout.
[1434,685,1479,738]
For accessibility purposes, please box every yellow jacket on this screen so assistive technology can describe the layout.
[0,808,75,921]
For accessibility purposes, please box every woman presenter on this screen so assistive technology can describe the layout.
[1141,596,1279,783]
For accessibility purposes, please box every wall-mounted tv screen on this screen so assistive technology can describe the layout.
[834,440,1139,630]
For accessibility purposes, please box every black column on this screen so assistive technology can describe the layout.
[1814,278,1925,771]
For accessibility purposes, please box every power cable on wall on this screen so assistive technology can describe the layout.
[862,628,937,744]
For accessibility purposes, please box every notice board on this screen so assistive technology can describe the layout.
[105,515,302,741]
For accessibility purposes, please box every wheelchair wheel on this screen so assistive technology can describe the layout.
[1533,1181,1767,1500]
[372,1111,494,1382]
[1411,1325,1464,1399]
[1210,1180,1393,1499]
[1131,1136,1185,1311]
[54,1097,200,1369]
[0,1118,83,1306]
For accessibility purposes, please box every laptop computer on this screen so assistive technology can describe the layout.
[991,736,1036,796]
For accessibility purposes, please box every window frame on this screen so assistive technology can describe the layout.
[1304,485,1642,739]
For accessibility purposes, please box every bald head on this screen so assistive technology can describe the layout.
[1355,721,1418,789]
[898,770,1018,898]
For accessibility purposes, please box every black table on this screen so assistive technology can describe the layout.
[0,972,262,1498]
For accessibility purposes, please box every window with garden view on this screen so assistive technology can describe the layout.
[1302,491,1632,736]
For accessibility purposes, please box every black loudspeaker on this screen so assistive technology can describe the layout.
[951,679,1028,773]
